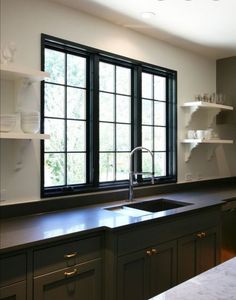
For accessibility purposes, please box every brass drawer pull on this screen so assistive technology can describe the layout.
[146,250,152,256]
[197,233,202,238]
[151,248,157,254]
[201,232,206,238]
[64,268,78,277]
[64,252,77,259]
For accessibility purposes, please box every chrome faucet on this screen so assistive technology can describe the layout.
[128,146,155,202]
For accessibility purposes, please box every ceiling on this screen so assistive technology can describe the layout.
[50,0,236,59]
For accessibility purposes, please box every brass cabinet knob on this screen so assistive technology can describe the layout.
[64,252,78,259]
[146,250,152,256]
[151,248,157,254]
[201,232,206,238]
[197,233,202,238]
[64,268,78,277]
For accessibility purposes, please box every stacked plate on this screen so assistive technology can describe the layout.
[21,111,40,133]
[0,114,17,132]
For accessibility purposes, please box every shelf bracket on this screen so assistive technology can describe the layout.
[207,144,217,161]
[183,106,199,127]
[183,142,199,162]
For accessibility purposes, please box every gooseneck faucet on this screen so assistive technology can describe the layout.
[128,146,155,202]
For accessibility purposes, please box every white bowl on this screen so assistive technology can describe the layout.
[0,114,16,132]
[21,122,40,133]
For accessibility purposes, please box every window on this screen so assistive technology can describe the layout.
[41,35,177,197]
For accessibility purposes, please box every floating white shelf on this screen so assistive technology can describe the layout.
[0,132,50,140]
[182,101,234,127]
[182,139,233,144]
[182,101,233,111]
[181,139,233,162]
[0,64,49,83]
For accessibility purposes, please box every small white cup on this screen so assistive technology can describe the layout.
[187,130,196,139]
[196,130,205,140]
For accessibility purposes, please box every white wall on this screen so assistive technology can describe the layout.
[0,0,234,204]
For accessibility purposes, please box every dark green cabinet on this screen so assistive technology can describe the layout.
[0,281,26,300]
[117,241,177,300]
[177,226,220,283]
[0,254,26,300]
[34,259,102,300]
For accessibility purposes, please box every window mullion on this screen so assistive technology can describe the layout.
[134,66,142,180]
[65,53,68,186]
[92,54,100,187]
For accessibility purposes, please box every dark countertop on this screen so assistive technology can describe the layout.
[1,184,236,253]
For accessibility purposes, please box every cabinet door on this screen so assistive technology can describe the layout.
[0,281,26,300]
[34,259,101,300]
[117,250,148,300]
[178,226,220,283]
[177,233,197,283]
[149,240,177,298]
[197,227,220,274]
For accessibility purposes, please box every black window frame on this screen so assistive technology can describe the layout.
[41,34,177,198]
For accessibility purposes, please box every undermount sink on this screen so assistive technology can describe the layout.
[105,198,191,217]
[126,198,191,213]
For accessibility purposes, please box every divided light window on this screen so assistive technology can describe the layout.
[41,35,176,197]
[99,62,132,182]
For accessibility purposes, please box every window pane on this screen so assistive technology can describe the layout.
[67,54,86,88]
[142,152,152,175]
[142,73,153,99]
[67,153,86,184]
[99,123,114,151]
[116,153,129,180]
[99,62,115,93]
[142,126,153,151]
[67,120,85,151]
[99,92,114,122]
[154,101,166,126]
[155,152,166,176]
[154,76,166,101]
[116,66,131,95]
[154,127,166,151]
[45,84,64,118]
[99,153,115,182]
[142,99,153,125]
[116,96,131,123]
[116,124,130,151]
[67,87,86,120]
[44,153,65,187]
[45,49,65,84]
[45,118,65,152]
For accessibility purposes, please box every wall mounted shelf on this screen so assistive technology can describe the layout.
[0,132,50,140]
[0,64,49,83]
[182,101,233,127]
[181,139,233,162]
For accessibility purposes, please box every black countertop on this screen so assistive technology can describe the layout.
[0,184,236,254]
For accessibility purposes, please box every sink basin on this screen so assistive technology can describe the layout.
[105,198,191,217]
[125,198,191,213]
[105,206,151,217]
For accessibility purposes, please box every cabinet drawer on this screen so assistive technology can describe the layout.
[34,235,102,276]
[0,254,26,288]
[117,208,221,256]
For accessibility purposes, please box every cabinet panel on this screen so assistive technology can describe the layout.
[149,241,177,298]
[34,259,102,300]
[177,234,197,283]
[178,226,220,284]
[0,254,26,288]
[117,251,148,300]
[34,236,101,276]
[0,281,26,300]
[197,227,219,274]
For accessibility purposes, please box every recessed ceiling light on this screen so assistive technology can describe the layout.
[141,12,156,19]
